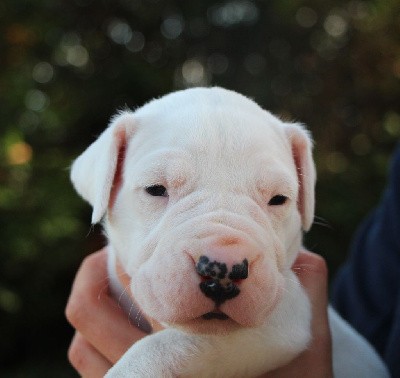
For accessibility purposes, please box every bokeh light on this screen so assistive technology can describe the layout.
[7,142,33,165]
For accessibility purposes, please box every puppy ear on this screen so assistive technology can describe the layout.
[285,123,316,231]
[70,111,136,224]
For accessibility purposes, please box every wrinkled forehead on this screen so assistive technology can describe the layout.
[123,89,296,189]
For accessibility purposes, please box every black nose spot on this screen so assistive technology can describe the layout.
[196,256,228,280]
[195,256,249,306]
[199,280,240,306]
[229,259,248,280]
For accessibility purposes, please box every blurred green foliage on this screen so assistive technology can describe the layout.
[1,0,399,375]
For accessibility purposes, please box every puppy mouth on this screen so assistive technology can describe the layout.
[201,310,229,320]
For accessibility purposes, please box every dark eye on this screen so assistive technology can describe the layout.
[145,185,168,197]
[268,195,288,206]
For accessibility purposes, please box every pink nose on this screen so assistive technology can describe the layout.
[194,237,253,306]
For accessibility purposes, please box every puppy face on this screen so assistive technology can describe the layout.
[71,87,315,334]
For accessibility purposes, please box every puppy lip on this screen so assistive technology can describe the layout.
[201,310,229,320]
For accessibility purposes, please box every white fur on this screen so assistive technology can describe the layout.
[71,87,388,377]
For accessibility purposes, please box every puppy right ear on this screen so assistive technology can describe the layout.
[70,111,136,224]
[284,122,316,232]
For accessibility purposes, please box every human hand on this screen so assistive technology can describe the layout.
[65,248,155,377]
[66,249,332,378]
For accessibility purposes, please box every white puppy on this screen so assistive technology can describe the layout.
[71,87,388,377]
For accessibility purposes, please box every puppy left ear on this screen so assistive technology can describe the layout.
[70,112,136,224]
[285,123,316,231]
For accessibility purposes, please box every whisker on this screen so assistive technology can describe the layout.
[97,278,111,301]
[284,276,301,288]
[135,307,144,329]
[85,224,97,238]
[292,266,311,272]
[128,303,136,326]
[312,216,333,230]
[292,263,321,277]
[117,280,131,306]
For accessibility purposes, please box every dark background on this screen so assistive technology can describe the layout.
[1,0,399,376]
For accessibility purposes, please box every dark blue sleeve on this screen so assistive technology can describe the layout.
[331,145,400,377]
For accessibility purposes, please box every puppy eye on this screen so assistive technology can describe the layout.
[268,195,288,206]
[145,185,168,197]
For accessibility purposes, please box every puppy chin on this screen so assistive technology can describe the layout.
[170,298,281,335]
[176,316,241,335]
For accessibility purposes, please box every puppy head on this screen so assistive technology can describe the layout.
[71,87,315,334]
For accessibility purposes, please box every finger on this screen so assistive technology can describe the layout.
[292,250,329,304]
[68,332,112,378]
[66,248,147,364]
[292,251,330,337]
[292,250,332,375]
